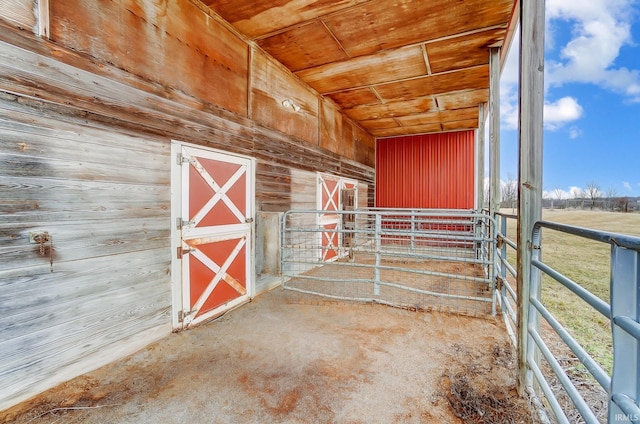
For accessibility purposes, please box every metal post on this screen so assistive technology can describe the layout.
[477,103,486,211]
[374,213,381,296]
[487,47,500,318]
[609,245,640,423]
[517,0,545,394]
[500,215,508,302]
[489,47,501,219]
[410,212,416,253]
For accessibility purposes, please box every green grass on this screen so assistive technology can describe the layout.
[502,209,640,375]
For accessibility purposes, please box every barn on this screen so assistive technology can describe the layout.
[4,1,639,422]
[0,0,509,409]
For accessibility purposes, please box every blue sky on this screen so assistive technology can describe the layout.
[498,0,640,199]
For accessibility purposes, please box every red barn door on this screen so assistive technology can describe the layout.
[317,174,357,261]
[318,174,340,261]
[177,145,253,328]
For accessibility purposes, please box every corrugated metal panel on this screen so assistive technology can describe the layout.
[375,131,475,209]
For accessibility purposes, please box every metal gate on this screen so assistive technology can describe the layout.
[174,144,254,328]
[282,209,497,316]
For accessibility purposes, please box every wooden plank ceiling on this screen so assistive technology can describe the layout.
[202,0,517,138]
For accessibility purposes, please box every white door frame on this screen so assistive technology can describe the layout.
[170,140,255,330]
[316,173,358,261]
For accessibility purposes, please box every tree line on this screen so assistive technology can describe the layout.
[488,177,638,212]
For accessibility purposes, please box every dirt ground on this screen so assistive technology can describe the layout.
[2,288,537,423]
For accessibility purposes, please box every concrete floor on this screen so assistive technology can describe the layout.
[5,288,520,423]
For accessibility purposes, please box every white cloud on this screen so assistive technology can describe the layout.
[500,36,586,131]
[624,181,633,191]
[568,186,585,198]
[500,31,520,130]
[500,1,640,130]
[543,97,584,130]
[546,0,640,102]
[568,126,583,139]
[543,188,572,199]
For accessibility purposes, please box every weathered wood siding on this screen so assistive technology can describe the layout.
[251,49,319,145]
[45,0,376,165]
[0,95,173,410]
[0,0,374,410]
[50,0,250,116]
[0,0,37,31]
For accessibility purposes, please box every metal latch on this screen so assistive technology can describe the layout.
[177,247,195,259]
[245,217,254,224]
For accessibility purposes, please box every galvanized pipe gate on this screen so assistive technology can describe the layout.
[281,209,498,317]
[494,213,640,423]
[525,222,640,424]
[283,208,640,422]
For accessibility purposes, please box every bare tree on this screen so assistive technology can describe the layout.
[605,187,618,211]
[501,174,518,213]
[571,187,585,209]
[483,178,490,211]
[585,181,602,210]
[615,197,631,212]
[552,188,564,209]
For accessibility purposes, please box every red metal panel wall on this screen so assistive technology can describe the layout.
[375,131,475,209]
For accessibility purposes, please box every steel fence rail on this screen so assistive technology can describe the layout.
[281,209,497,316]
[526,220,640,424]
[530,297,611,390]
[281,208,640,422]
[494,212,519,348]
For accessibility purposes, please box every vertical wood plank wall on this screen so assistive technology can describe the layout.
[0,0,374,411]
[376,131,475,209]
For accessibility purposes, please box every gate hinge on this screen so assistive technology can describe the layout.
[176,246,195,259]
[178,309,196,323]
[176,218,195,229]
[176,153,189,166]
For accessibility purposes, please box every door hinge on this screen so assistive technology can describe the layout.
[178,309,196,323]
[176,153,189,166]
[177,246,195,259]
[176,218,195,229]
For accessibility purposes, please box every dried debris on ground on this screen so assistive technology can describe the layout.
[439,343,543,424]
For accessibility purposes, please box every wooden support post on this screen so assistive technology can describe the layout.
[489,47,501,219]
[38,0,50,38]
[476,102,486,211]
[517,0,545,394]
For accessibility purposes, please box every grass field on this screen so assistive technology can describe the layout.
[504,209,640,375]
